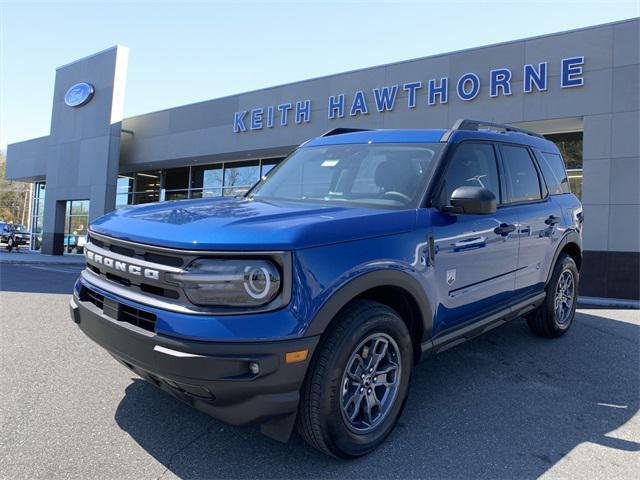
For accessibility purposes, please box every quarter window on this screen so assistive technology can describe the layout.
[539,151,571,195]
[501,145,542,203]
[440,142,501,205]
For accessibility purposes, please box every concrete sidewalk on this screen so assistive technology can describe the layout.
[0,249,85,265]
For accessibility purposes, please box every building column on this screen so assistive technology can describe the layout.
[38,45,128,255]
[41,198,66,256]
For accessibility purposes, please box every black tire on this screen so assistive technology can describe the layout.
[526,253,579,338]
[6,238,14,252]
[297,300,413,458]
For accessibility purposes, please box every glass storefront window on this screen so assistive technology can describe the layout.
[164,167,190,191]
[261,159,279,177]
[164,190,190,201]
[132,191,160,204]
[545,132,583,200]
[567,169,583,199]
[131,171,161,204]
[191,164,223,191]
[66,199,89,216]
[223,186,249,197]
[116,176,134,208]
[545,132,582,169]
[30,182,46,250]
[117,175,133,193]
[134,171,161,191]
[224,161,260,191]
[116,193,130,208]
[64,199,89,254]
[189,188,223,199]
[118,159,283,206]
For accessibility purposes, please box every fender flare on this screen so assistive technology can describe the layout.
[546,230,582,284]
[304,269,434,341]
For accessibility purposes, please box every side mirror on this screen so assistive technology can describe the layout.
[441,186,497,215]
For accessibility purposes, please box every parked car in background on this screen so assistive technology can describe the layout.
[0,223,30,251]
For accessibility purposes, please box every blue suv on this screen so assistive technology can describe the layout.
[71,119,583,457]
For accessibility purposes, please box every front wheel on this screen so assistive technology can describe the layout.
[6,238,14,251]
[297,300,413,458]
[526,253,579,338]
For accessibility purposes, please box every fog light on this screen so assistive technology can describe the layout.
[249,362,260,375]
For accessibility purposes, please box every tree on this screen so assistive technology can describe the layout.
[0,151,32,225]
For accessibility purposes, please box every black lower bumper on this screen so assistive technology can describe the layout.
[5,238,28,246]
[70,296,319,441]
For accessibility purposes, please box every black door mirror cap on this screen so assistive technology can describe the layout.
[442,186,497,215]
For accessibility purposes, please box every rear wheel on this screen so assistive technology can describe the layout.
[526,253,579,338]
[297,300,413,458]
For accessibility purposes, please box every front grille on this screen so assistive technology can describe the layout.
[110,244,136,258]
[140,282,180,299]
[106,272,131,287]
[80,286,157,333]
[144,252,184,268]
[88,233,185,268]
[85,233,185,301]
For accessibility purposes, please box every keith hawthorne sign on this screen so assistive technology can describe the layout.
[233,56,585,133]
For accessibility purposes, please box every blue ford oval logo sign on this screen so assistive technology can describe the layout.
[64,82,95,107]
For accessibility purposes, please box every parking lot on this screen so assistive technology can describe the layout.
[1,262,638,479]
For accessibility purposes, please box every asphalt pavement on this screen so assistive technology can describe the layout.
[1,263,638,479]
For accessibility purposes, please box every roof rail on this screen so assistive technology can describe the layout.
[320,127,372,137]
[441,119,544,142]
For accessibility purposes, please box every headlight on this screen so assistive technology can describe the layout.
[167,259,281,307]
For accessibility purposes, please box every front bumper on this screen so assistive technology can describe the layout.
[70,293,319,441]
[10,236,28,245]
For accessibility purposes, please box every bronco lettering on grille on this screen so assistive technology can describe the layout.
[86,250,160,280]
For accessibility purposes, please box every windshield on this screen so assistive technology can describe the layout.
[249,143,443,209]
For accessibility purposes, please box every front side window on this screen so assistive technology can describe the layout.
[439,142,501,205]
[249,143,443,209]
[501,145,542,203]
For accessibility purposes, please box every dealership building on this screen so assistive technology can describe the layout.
[5,18,639,300]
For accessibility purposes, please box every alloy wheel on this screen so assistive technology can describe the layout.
[339,333,402,433]
[554,269,575,325]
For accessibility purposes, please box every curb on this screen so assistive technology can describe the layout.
[0,260,86,266]
[578,296,640,309]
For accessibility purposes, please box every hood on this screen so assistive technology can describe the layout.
[90,197,416,250]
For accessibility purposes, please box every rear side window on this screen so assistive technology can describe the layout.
[501,145,542,203]
[538,151,571,194]
[439,142,501,205]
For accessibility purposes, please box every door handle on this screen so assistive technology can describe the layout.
[545,215,560,225]
[494,223,516,236]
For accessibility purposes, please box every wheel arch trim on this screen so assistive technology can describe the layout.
[547,230,582,284]
[304,269,434,341]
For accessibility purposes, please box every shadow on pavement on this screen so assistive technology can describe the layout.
[114,312,639,479]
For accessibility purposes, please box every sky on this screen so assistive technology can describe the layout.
[1,0,638,150]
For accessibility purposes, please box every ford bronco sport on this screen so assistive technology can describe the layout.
[71,119,583,457]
